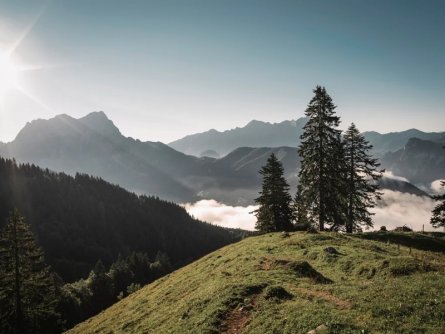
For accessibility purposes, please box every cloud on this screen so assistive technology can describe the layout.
[183,199,258,231]
[184,190,440,232]
[430,179,445,195]
[371,190,436,231]
[382,171,409,183]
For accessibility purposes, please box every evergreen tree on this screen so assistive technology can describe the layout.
[88,260,114,315]
[430,181,445,228]
[0,209,60,334]
[292,184,312,230]
[343,123,383,233]
[254,153,293,232]
[298,86,344,231]
[109,254,133,297]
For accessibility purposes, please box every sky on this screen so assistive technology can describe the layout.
[0,0,444,143]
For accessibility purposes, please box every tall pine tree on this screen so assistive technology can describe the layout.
[254,153,293,232]
[343,123,382,233]
[0,209,60,334]
[298,86,344,231]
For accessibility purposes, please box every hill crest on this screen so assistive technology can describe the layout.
[67,232,445,334]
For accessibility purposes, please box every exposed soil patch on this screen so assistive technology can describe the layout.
[295,287,352,309]
[257,257,272,271]
[219,294,260,334]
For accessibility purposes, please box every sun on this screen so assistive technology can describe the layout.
[0,52,20,97]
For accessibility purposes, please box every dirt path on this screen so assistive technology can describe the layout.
[219,295,260,334]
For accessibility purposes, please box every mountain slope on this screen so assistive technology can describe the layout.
[0,158,240,282]
[0,112,203,202]
[363,129,445,157]
[68,232,445,334]
[169,117,445,158]
[381,138,445,184]
[0,112,434,206]
[168,118,308,157]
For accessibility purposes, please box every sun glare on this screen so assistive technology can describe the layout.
[0,52,20,96]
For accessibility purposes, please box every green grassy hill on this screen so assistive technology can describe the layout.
[67,232,445,334]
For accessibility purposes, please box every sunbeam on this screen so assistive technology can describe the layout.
[4,1,49,57]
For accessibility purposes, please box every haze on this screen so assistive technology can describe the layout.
[0,0,444,144]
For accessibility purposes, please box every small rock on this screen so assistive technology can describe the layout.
[307,324,329,334]
[316,324,328,333]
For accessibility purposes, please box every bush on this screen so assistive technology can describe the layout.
[393,225,413,232]
[126,283,141,295]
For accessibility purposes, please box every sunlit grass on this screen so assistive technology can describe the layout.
[67,232,445,334]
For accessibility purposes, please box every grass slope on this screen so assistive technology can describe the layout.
[68,232,445,334]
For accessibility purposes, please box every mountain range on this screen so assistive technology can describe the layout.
[0,112,441,205]
[169,118,308,157]
[381,137,445,184]
[169,117,445,158]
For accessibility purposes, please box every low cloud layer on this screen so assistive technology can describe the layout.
[431,179,445,195]
[382,171,409,183]
[371,190,436,231]
[184,190,440,232]
[183,199,258,231]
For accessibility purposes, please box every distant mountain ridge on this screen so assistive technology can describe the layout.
[0,112,436,205]
[381,138,445,184]
[363,129,445,157]
[168,118,308,157]
[0,112,201,202]
[169,117,445,158]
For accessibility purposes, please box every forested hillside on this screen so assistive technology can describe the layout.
[0,158,240,282]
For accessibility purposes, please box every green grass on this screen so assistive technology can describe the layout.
[67,232,445,334]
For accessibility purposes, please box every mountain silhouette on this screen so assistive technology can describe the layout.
[0,112,436,205]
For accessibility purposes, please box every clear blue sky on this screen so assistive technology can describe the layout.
[0,0,444,143]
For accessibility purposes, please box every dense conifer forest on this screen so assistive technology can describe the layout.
[0,158,241,282]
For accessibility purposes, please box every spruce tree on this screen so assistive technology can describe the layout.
[292,184,312,230]
[254,153,293,232]
[88,260,114,315]
[430,181,445,228]
[0,209,60,334]
[298,86,344,231]
[343,123,383,233]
